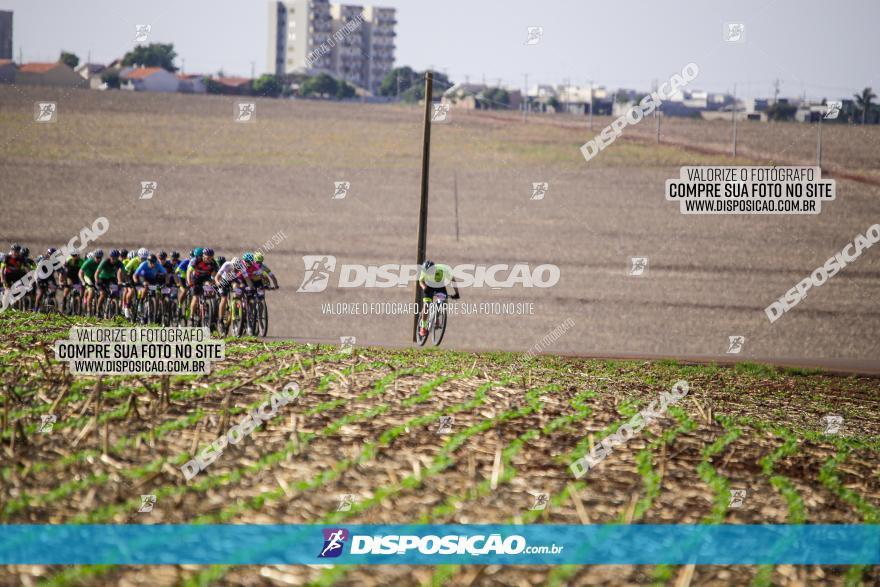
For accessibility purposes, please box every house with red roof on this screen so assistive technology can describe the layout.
[120,66,179,92]
[16,62,86,87]
[209,76,253,95]
[177,73,206,94]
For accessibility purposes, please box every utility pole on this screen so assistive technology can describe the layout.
[250,61,255,81]
[523,73,529,122]
[653,80,660,143]
[588,79,594,130]
[772,78,781,104]
[396,73,400,98]
[453,171,460,241]
[732,84,738,157]
[817,112,823,169]
[412,71,434,342]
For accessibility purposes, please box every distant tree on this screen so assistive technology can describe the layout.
[101,70,120,89]
[122,43,178,72]
[378,66,417,97]
[766,101,797,121]
[59,51,79,69]
[301,73,338,98]
[336,81,356,99]
[253,74,283,98]
[547,96,561,112]
[480,87,510,109]
[854,87,877,124]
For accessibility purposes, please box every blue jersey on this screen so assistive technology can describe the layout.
[135,261,167,283]
[176,259,191,278]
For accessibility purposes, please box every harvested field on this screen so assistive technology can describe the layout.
[1,312,878,586]
[1,86,880,368]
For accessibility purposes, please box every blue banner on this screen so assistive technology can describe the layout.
[1,524,877,565]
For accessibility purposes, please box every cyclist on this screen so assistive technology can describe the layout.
[78,249,103,314]
[175,249,194,308]
[34,247,62,312]
[61,250,84,309]
[418,260,459,338]
[252,252,279,290]
[94,249,124,315]
[122,250,147,319]
[186,247,219,325]
[158,250,175,280]
[216,255,255,329]
[1,243,25,291]
[133,253,167,288]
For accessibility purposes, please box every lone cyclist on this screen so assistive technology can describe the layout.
[418,259,459,338]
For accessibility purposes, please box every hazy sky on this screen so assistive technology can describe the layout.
[3,0,877,99]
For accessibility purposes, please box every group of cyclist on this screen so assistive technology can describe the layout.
[1,243,278,327]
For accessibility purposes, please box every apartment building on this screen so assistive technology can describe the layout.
[267,1,395,94]
[0,11,12,60]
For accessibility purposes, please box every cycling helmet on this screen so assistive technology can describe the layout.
[422,260,435,271]
[46,247,57,256]
[158,250,168,260]
[36,255,45,263]
[70,251,80,257]
[231,256,240,267]
[203,247,214,257]
[217,256,226,265]
[127,251,137,260]
[21,247,30,258]
[148,254,158,263]
[109,249,120,258]
[189,248,196,257]
[170,250,180,260]
[11,243,21,252]
[242,252,254,263]
[94,249,104,259]
[193,247,204,258]
[87,252,94,260]
[120,248,128,259]
[137,247,149,259]
[254,252,264,263]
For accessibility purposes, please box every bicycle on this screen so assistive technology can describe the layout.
[37,281,60,314]
[99,283,123,319]
[417,292,448,347]
[243,286,271,337]
[190,282,217,330]
[136,283,164,324]
[63,283,84,316]
[161,284,178,326]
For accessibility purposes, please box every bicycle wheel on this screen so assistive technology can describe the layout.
[245,299,257,336]
[232,300,246,337]
[258,300,269,337]
[417,305,432,347]
[432,303,447,346]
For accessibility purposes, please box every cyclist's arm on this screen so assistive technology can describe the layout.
[185,264,195,287]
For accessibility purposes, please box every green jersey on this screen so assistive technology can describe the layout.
[80,258,99,281]
[95,258,123,281]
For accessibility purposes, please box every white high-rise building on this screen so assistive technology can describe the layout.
[267,1,396,94]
